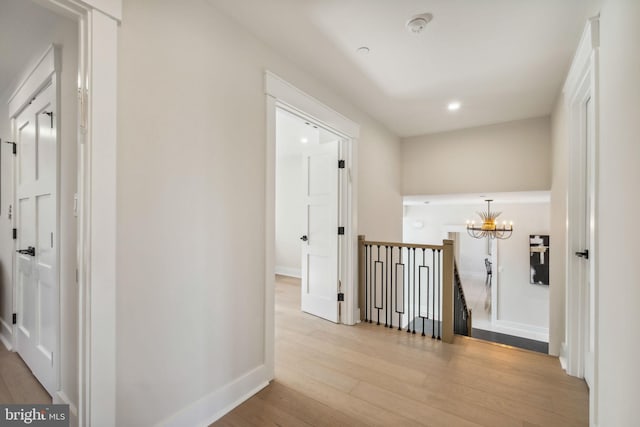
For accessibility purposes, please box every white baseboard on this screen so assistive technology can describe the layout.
[158,364,270,427]
[559,341,568,370]
[492,320,549,343]
[53,391,78,427]
[0,319,13,351]
[275,266,301,278]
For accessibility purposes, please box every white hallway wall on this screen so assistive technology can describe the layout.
[0,1,78,410]
[549,92,568,357]
[116,0,402,425]
[404,202,550,338]
[597,0,640,423]
[402,116,551,195]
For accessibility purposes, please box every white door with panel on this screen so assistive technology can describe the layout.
[300,136,341,323]
[14,82,58,396]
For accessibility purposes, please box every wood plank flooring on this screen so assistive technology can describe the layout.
[0,341,51,404]
[213,275,588,426]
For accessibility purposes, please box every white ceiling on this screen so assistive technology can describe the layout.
[209,0,595,137]
[0,0,66,97]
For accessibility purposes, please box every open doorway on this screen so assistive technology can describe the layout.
[450,231,497,330]
[275,108,349,323]
[265,71,361,379]
[0,0,78,414]
[403,194,551,353]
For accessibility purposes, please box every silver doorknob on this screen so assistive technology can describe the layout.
[300,235,308,242]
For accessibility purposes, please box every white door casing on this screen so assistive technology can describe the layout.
[6,2,120,424]
[265,71,360,381]
[300,136,340,322]
[563,16,599,427]
[14,81,59,396]
[583,95,596,387]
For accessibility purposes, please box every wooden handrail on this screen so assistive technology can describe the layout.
[361,240,445,251]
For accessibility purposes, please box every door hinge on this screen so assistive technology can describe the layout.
[12,313,16,325]
[3,140,16,155]
[338,227,345,235]
[338,160,345,169]
[337,292,344,302]
[12,228,17,240]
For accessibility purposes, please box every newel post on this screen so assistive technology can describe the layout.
[358,235,366,321]
[442,239,454,343]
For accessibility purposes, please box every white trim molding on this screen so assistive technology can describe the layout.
[0,319,13,351]
[562,15,600,427]
[264,72,360,139]
[53,391,79,427]
[158,365,270,427]
[275,266,302,279]
[492,320,549,343]
[8,45,59,118]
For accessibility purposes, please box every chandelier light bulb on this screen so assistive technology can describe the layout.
[466,200,514,240]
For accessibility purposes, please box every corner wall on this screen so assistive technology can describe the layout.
[549,93,568,356]
[116,0,402,425]
[597,0,640,424]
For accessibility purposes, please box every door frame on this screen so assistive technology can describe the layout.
[445,226,498,328]
[265,71,360,377]
[11,1,120,426]
[563,16,599,426]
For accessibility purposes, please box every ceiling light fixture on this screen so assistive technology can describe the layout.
[406,13,433,34]
[466,200,513,240]
[300,137,308,144]
[448,101,461,111]
[356,46,370,55]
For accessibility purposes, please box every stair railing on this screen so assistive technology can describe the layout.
[453,260,473,337]
[358,236,454,343]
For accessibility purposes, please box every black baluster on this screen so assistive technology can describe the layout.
[364,245,368,322]
[384,246,388,327]
[432,249,436,339]
[376,245,380,325]
[437,249,442,340]
[411,248,416,334]
[421,248,426,336]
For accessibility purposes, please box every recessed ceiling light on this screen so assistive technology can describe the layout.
[356,46,370,55]
[300,137,308,144]
[406,13,433,34]
[447,101,461,111]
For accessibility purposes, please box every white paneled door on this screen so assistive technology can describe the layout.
[14,82,58,396]
[300,136,341,323]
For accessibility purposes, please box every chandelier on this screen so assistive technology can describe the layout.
[466,199,513,240]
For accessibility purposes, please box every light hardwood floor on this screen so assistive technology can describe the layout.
[213,275,588,427]
[0,342,51,404]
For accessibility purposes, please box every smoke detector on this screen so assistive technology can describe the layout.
[406,13,433,34]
